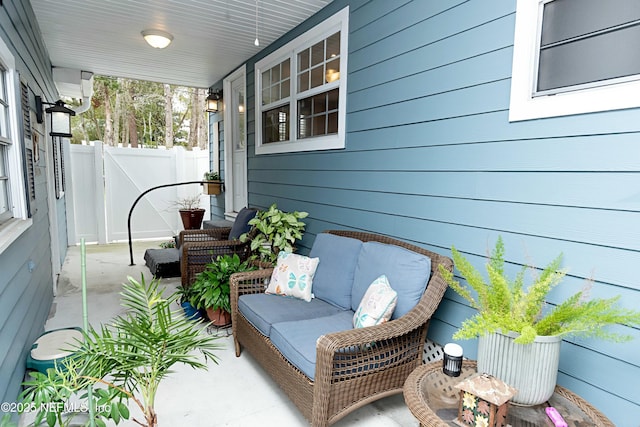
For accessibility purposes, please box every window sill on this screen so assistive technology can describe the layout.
[255,135,345,155]
[0,218,33,253]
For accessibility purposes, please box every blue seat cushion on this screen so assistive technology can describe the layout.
[228,207,258,240]
[308,233,363,309]
[351,241,431,319]
[237,293,344,337]
[270,311,354,380]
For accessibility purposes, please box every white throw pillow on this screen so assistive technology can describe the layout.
[353,275,397,328]
[265,252,320,302]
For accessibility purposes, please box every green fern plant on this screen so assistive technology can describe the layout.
[439,237,640,344]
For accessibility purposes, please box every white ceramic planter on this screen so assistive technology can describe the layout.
[477,331,562,406]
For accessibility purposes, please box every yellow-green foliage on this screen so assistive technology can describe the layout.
[439,237,640,344]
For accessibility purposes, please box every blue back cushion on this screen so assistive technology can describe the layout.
[228,207,258,240]
[309,233,363,309]
[351,241,432,319]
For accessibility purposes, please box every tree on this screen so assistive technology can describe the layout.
[164,84,174,148]
[69,75,208,149]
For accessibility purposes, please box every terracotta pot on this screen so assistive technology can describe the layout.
[179,209,205,230]
[206,307,231,326]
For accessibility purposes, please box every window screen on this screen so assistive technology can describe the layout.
[536,0,640,94]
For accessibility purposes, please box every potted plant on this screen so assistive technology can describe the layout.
[240,203,308,263]
[439,236,640,405]
[175,194,205,230]
[175,285,203,320]
[202,171,223,195]
[188,253,256,326]
[19,275,223,427]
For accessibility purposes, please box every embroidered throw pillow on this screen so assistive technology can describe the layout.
[353,275,398,328]
[265,252,320,302]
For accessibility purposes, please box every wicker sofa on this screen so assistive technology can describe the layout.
[230,230,453,427]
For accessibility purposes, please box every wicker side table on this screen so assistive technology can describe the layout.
[403,360,614,427]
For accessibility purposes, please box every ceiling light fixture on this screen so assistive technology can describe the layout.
[141,29,173,49]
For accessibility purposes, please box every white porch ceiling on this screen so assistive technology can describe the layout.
[30,0,332,90]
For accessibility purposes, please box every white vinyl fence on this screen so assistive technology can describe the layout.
[67,142,209,244]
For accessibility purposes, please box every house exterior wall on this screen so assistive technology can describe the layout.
[0,0,63,411]
[212,0,639,424]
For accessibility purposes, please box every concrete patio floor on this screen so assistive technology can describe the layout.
[21,240,419,427]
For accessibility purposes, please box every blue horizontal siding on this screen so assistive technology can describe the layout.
[0,0,57,414]
[218,0,640,424]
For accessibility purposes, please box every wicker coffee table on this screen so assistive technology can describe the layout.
[403,360,614,427]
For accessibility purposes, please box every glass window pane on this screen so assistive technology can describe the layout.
[271,85,280,103]
[298,117,311,139]
[298,49,310,73]
[325,58,340,83]
[0,104,7,138]
[262,88,271,105]
[326,32,340,60]
[282,59,290,79]
[298,97,312,117]
[327,89,339,110]
[0,179,8,217]
[0,70,5,100]
[262,70,270,87]
[312,115,326,136]
[538,24,640,92]
[298,71,309,92]
[281,79,290,98]
[313,94,326,113]
[327,112,338,134]
[310,66,324,89]
[236,90,245,149]
[311,40,324,67]
[270,64,280,84]
[262,105,290,144]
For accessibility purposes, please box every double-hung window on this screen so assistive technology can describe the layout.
[510,0,640,121]
[0,36,30,251]
[255,7,348,154]
[0,64,12,224]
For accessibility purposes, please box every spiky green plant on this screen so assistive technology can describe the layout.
[439,237,640,344]
[20,275,222,427]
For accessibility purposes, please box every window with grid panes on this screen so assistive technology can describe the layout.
[255,7,348,155]
[0,37,30,245]
[0,64,12,224]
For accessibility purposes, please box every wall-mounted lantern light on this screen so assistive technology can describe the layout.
[206,89,223,113]
[36,96,76,138]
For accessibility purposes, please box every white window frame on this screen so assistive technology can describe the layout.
[255,6,349,155]
[0,36,31,253]
[509,0,640,121]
